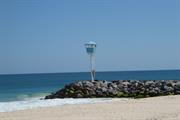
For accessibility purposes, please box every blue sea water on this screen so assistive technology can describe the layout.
[0,70,180,102]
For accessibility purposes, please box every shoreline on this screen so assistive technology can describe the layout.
[0,97,124,112]
[0,95,180,120]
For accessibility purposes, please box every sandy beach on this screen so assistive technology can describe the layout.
[0,95,180,120]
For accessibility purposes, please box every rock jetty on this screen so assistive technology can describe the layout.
[45,80,180,99]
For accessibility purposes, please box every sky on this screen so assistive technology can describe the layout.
[0,0,179,74]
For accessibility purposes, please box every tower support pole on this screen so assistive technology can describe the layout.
[90,54,95,81]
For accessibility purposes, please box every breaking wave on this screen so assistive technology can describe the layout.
[0,97,127,112]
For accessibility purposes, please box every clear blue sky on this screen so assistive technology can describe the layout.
[0,0,179,74]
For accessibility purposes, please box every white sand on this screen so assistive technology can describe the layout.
[0,95,180,120]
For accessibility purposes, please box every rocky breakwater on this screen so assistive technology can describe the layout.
[45,80,180,99]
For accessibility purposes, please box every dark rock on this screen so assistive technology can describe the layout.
[45,80,180,99]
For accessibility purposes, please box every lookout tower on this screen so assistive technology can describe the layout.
[85,41,97,81]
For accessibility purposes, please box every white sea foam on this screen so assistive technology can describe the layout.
[0,98,128,112]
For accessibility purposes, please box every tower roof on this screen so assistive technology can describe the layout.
[86,41,96,45]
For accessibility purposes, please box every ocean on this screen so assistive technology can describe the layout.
[0,70,180,112]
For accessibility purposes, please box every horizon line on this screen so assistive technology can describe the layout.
[0,69,180,76]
